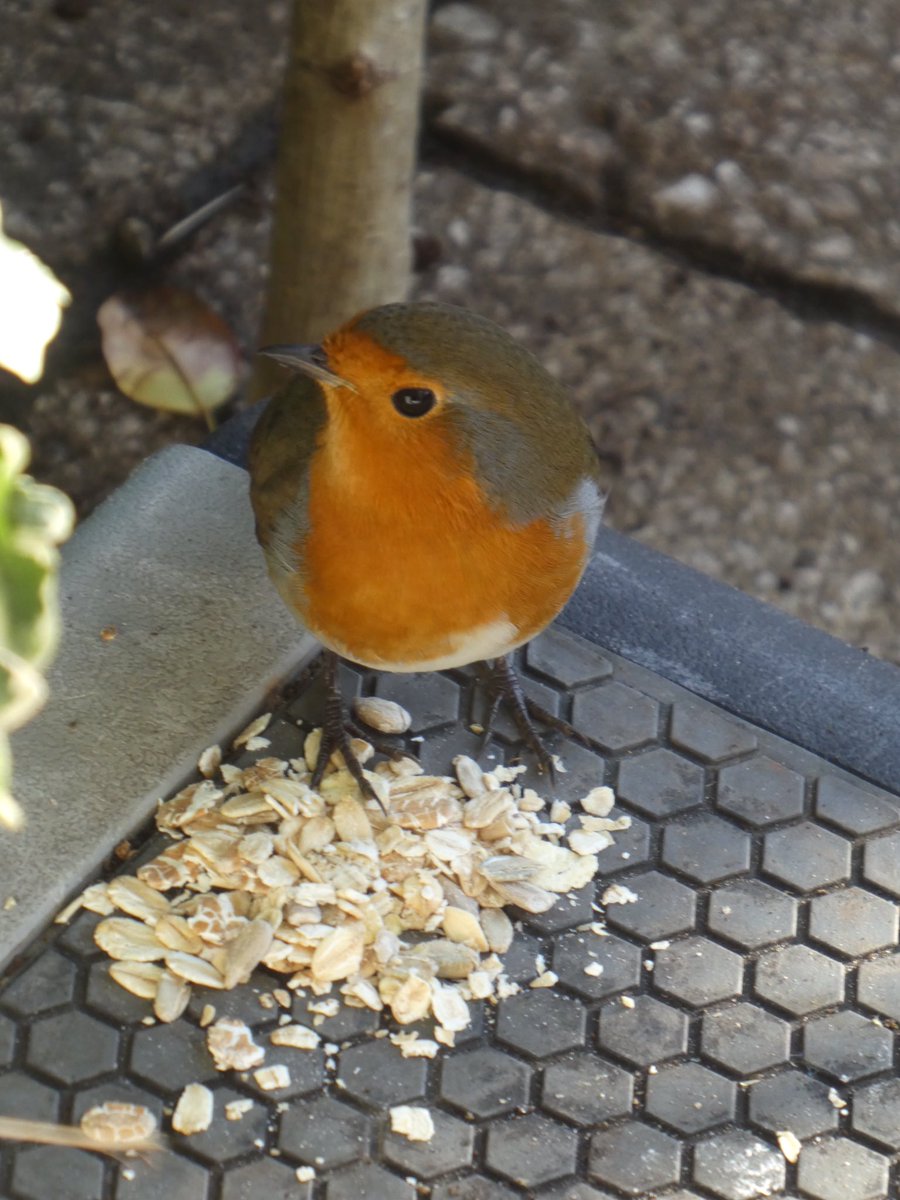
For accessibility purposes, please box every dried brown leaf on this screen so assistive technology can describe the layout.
[97,286,241,427]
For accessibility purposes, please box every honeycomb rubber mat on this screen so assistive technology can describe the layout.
[2,624,900,1200]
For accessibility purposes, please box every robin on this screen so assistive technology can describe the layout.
[249,301,605,799]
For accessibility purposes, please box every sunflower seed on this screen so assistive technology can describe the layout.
[108,962,164,999]
[310,923,365,982]
[172,1084,214,1135]
[453,755,486,798]
[94,918,166,962]
[480,908,514,954]
[107,877,171,923]
[207,1019,265,1071]
[581,786,615,817]
[154,970,192,1023]
[233,713,271,748]
[491,880,556,914]
[776,1129,802,1163]
[353,696,412,735]
[270,1024,320,1050]
[165,952,225,989]
[406,939,479,979]
[442,906,489,952]
[390,1105,434,1143]
[479,855,537,883]
[253,1064,291,1091]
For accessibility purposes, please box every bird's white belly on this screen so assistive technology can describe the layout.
[322,614,523,673]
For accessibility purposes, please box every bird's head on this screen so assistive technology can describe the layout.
[257,301,600,520]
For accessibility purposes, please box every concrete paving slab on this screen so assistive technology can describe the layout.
[0,0,288,277]
[8,0,900,325]
[0,446,314,971]
[429,0,900,316]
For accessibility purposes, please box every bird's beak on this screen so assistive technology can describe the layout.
[257,343,356,391]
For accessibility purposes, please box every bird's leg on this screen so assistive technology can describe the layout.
[484,653,599,772]
[310,651,389,811]
[483,655,556,778]
[476,661,504,744]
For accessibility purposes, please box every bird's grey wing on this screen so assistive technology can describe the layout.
[248,375,327,585]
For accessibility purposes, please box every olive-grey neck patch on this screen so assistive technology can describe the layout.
[445,404,556,524]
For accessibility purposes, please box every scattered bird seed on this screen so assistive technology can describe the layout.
[270,1024,320,1051]
[80,1102,158,1148]
[207,1019,265,1071]
[776,1130,802,1163]
[224,1099,254,1121]
[390,1106,435,1143]
[233,713,271,748]
[353,696,412,735]
[84,723,630,1125]
[172,1084,214,1136]
[254,1064,291,1091]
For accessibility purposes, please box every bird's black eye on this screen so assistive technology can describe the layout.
[392,387,436,418]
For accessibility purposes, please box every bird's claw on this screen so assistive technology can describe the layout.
[311,651,389,813]
[481,654,594,777]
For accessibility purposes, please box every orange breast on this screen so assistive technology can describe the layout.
[283,400,591,671]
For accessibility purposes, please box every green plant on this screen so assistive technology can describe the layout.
[0,425,73,830]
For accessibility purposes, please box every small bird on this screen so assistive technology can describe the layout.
[249,301,605,797]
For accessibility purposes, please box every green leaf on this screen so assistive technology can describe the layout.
[0,199,71,384]
[0,426,73,830]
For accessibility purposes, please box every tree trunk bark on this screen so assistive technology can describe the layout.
[255,0,427,394]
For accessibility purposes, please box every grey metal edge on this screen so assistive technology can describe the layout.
[561,529,900,796]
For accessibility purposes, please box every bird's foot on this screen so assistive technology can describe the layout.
[310,651,393,811]
[482,653,597,776]
[347,716,413,770]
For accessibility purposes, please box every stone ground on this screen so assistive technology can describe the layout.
[1,0,898,660]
